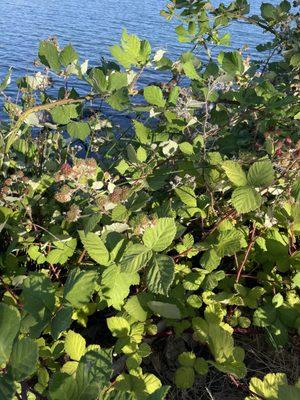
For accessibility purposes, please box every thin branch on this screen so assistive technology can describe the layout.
[0,275,23,308]
[236,224,257,283]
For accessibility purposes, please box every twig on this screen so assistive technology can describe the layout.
[236,223,257,283]
[77,249,86,264]
[0,275,23,308]
[4,95,91,154]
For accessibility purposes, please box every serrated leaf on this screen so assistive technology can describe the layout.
[10,337,38,380]
[220,51,244,75]
[108,71,128,91]
[232,186,262,213]
[222,161,248,187]
[147,255,175,295]
[67,121,90,141]
[39,40,61,72]
[0,303,20,365]
[261,3,276,20]
[61,361,78,375]
[79,231,110,266]
[272,293,284,308]
[107,316,130,337]
[147,386,170,400]
[0,372,16,399]
[107,88,130,111]
[47,238,77,265]
[143,218,176,252]
[249,373,287,399]
[247,159,274,187]
[51,307,73,340]
[49,373,78,400]
[76,349,112,399]
[110,29,150,68]
[50,104,79,125]
[0,68,12,91]
[65,330,86,361]
[216,229,244,257]
[183,61,201,81]
[101,264,140,310]
[64,268,98,308]
[208,324,234,364]
[148,301,181,319]
[175,186,197,207]
[144,86,166,107]
[60,44,78,66]
[120,243,152,273]
[175,366,195,389]
[124,294,149,322]
[22,273,55,313]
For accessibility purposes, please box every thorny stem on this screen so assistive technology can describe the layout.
[0,275,23,308]
[236,224,257,283]
[3,95,92,155]
[228,374,266,400]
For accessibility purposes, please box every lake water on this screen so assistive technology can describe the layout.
[0,0,281,101]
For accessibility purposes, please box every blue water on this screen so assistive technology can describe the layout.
[0,0,281,101]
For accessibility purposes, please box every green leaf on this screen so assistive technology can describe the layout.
[110,29,151,68]
[108,72,128,91]
[65,330,86,361]
[50,104,79,125]
[183,61,201,81]
[120,243,153,273]
[51,307,73,340]
[67,121,91,141]
[10,337,38,380]
[222,161,248,187]
[147,386,170,400]
[178,352,196,367]
[79,231,110,266]
[272,293,284,308]
[175,186,197,207]
[175,366,195,389]
[47,238,77,265]
[247,159,274,187]
[64,268,98,308]
[22,273,56,336]
[76,349,112,399]
[147,255,175,295]
[147,301,181,319]
[261,3,276,20]
[89,68,107,92]
[0,371,16,400]
[39,40,61,72]
[208,324,234,364]
[0,303,20,365]
[143,218,176,252]
[107,316,130,337]
[101,264,140,310]
[216,229,244,257]
[231,186,262,213]
[0,68,12,91]
[179,142,194,155]
[220,51,244,75]
[124,294,149,322]
[133,120,151,144]
[194,358,209,375]
[49,373,78,400]
[60,44,78,66]
[107,88,130,111]
[200,249,221,271]
[61,361,78,375]
[144,86,166,108]
[249,373,287,399]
